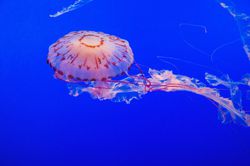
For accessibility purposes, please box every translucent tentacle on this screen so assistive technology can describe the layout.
[242,73,250,86]
[217,0,250,60]
[205,73,243,110]
[50,0,93,18]
[148,69,250,126]
[68,68,250,126]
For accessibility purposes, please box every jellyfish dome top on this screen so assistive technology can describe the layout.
[48,30,250,127]
[47,31,134,82]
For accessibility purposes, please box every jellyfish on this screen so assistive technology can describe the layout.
[47,31,134,82]
[47,30,250,126]
[50,0,93,18]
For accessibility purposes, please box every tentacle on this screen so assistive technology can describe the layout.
[50,0,93,18]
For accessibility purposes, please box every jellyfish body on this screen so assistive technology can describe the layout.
[47,31,134,82]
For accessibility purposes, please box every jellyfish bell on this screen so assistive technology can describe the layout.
[47,31,134,82]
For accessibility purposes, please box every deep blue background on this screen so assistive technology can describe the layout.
[0,0,250,166]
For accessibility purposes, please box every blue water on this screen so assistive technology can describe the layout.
[0,0,250,165]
